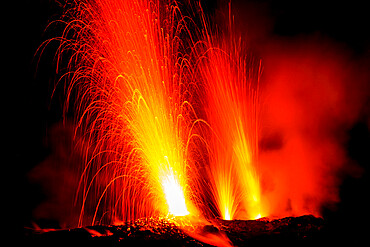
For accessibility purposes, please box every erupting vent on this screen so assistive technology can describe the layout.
[29,0,368,245]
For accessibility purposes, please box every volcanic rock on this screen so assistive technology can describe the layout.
[24,215,325,246]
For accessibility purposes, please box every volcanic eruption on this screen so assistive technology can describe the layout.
[24,0,369,246]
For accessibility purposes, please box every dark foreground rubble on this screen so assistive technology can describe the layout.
[24,215,325,246]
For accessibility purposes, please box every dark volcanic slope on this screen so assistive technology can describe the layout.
[24,215,324,246]
[216,215,324,245]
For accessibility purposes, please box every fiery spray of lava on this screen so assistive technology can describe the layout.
[46,0,204,226]
[193,7,263,220]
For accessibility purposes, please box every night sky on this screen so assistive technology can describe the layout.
[12,0,369,243]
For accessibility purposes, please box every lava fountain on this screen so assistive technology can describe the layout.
[46,0,202,226]
[194,7,263,220]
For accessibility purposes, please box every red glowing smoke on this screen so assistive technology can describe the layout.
[258,36,368,217]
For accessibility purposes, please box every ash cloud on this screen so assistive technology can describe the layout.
[227,0,370,217]
[259,37,368,217]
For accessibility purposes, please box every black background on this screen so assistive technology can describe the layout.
[11,0,369,243]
